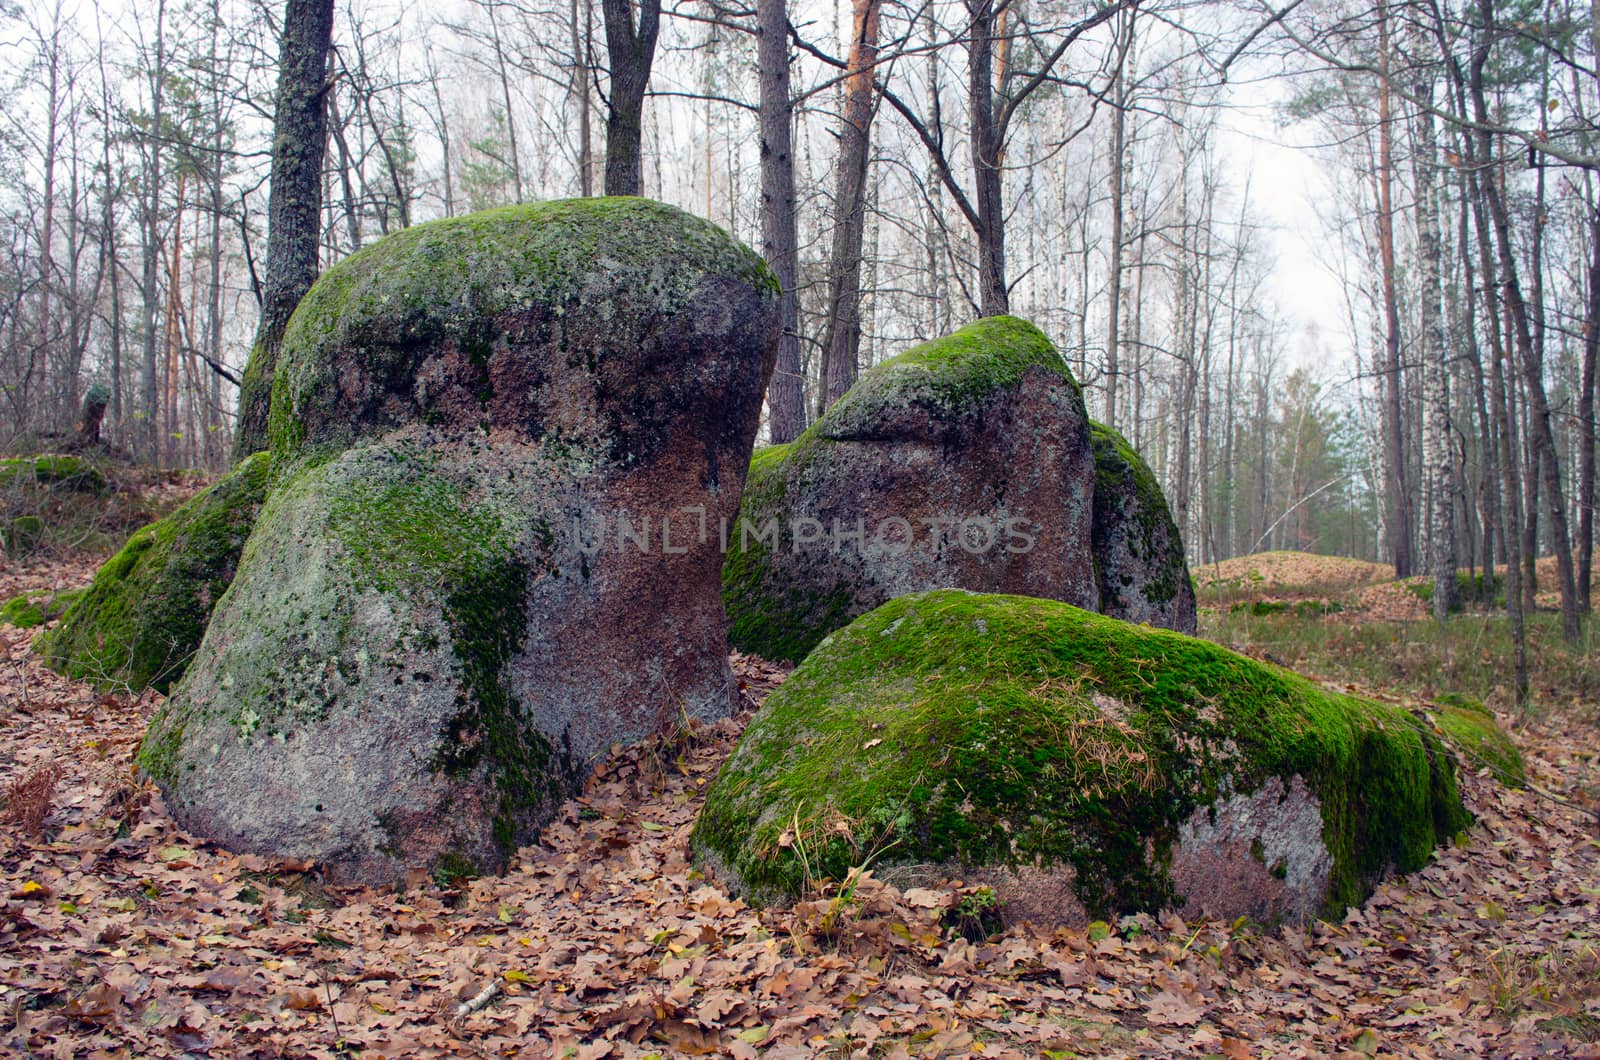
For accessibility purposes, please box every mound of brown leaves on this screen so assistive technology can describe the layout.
[3,566,1599,1057]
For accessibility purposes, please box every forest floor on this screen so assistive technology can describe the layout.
[3,541,1600,1057]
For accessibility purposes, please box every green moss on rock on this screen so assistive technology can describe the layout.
[0,588,84,628]
[821,316,1076,434]
[1428,693,1525,788]
[268,197,777,465]
[0,455,109,494]
[693,590,1468,920]
[724,316,1100,661]
[1088,420,1197,633]
[36,453,271,693]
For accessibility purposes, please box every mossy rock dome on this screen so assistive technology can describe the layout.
[36,452,270,693]
[692,590,1469,925]
[145,198,778,885]
[724,316,1101,663]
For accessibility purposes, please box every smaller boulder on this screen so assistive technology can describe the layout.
[693,590,1468,926]
[0,455,109,494]
[37,452,270,693]
[725,316,1099,662]
[1089,421,1197,633]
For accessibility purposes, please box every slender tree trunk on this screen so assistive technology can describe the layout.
[601,0,660,196]
[138,0,168,460]
[1580,207,1598,614]
[757,0,804,441]
[232,0,336,459]
[1414,78,1457,618]
[1103,7,1131,427]
[967,0,1006,316]
[1376,0,1412,576]
[815,0,882,418]
[1471,0,1580,642]
[571,0,594,196]
[38,21,60,431]
[487,2,525,202]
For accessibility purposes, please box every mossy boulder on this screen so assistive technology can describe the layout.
[34,453,270,693]
[1428,693,1525,787]
[724,316,1099,662]
[0,454,110,494]
[693,590,1469,925]
[0,588,84,629]
[1089,421,1197,633]
[144,199,778,884]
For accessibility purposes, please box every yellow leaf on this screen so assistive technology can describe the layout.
[640,821,665,832]
[21,881,45,895]
[497,905,515,923]
[502,969,532,984]
[736,1026,770,1044]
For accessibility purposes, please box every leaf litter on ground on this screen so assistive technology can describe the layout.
[1,552,1598,1058]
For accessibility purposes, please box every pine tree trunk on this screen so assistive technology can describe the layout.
[232,0,336,460]
[602,0,660,196]
[757,0,804,441]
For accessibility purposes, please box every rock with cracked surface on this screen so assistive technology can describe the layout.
[141,198,778,884]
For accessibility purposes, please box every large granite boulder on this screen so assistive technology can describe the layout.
[140,199,779,884]
[1089,421,1198,634]
[37,452,271,693]
[693,590,1470,925]
[724,316,1099,662]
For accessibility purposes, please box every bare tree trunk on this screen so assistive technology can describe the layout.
[233,0,336,460]
[758,0,804,441]
[138,0,168,460]
[968,0,1006,316]
[1414,77,1457,618]
[1376,0,1412,576]
[38,17,61,432]
[816,0,882,417]
[601,0,660,196]
[1471,0,1579,643]
[487,1,525,202]
[1580,207,1598,614]
[571,0,594,196]
[1103,7,1132,427]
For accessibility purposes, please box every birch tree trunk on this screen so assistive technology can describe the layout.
[1414,78,1457,618]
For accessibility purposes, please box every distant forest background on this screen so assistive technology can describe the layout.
[1,0,1596,600]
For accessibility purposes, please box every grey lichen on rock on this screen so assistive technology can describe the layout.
[1089,420,1198,634]
[724,315,1099,662]
[692,590,1469,926]
[35,452,271,693]
[143,198,779,884]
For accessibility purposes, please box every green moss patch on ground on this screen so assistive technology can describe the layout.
[694,590,1468,920]
[0,588,85,628]
[35,453,271,694]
